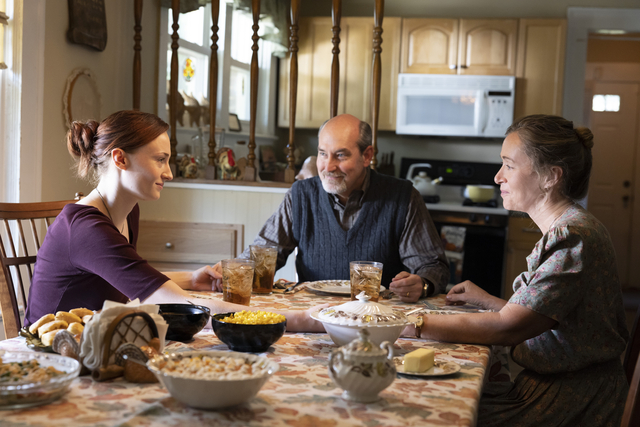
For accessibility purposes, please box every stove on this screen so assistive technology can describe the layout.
[403,157,509,298]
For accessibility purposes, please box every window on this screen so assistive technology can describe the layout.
[158,2,278,140]
[592,94,620,112]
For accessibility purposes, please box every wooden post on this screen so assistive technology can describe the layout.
[370,0,384,170]
[330,0,341,118]
[284,0,300,184]
[133,0,143,110]
[244,0,260,182]
[205,0,220,180]
[168,0,180,177]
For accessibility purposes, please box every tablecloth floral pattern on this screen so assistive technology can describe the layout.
[0,291,500,427]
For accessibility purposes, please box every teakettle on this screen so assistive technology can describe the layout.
[406,163,443,197]
[327,329,396,403]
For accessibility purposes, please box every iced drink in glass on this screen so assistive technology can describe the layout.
[349,261,383,302]
[250,245,278,294]
[221,259,255,306]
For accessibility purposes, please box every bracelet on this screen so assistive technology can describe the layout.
[414,315,424,338]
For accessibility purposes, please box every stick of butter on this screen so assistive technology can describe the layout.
[404,348,435,372]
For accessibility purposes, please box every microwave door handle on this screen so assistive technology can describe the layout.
[477,91,489,134]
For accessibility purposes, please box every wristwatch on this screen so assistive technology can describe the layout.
[414,315,424,338]
[420,278,431,299]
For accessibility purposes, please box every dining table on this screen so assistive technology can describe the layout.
[0,288,510,427]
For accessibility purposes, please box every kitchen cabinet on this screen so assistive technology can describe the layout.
[278,17,401,130]
[503,216,542,300]
[514,19,566,118]
[400,18,518,76]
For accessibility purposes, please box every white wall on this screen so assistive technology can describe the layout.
[39,0,160,203]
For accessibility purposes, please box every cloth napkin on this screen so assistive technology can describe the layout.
[79,299,168,371]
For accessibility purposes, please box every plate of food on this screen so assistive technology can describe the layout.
[303,280,384,296]
[393,350,461,377]
[19,308,94,353]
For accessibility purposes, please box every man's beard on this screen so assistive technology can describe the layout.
[320,171,347,194]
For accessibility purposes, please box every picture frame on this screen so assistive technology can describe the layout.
[228,113,242,132]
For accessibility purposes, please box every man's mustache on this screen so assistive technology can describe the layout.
[322,171,346,178]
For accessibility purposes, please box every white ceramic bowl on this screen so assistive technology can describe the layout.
[147,350,279,410]
[0,351,81,409]
[316,318,408,347]
[465,185,496,203]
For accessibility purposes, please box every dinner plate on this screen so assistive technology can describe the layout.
[393,357,461,377]
[303,280,384,296]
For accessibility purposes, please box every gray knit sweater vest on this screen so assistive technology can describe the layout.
[291,170,412,287]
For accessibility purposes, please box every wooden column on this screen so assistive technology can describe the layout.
[133,0,143,110]
[168,0,180,176]
[244,0,260,181]
[205,0,220,180]
[370,0,384,170]
[284,0,300,184]
[330,0,341,118]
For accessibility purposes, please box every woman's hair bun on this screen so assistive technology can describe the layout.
[66,120,100,178]
[574,126,594,149]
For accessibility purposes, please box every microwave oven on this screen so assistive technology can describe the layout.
[396,74,515,138]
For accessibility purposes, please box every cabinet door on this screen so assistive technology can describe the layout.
[514,19,566,119]
[278,17,333,129]
[338,17,401,130]
[503,217,542,300]
[458,19,518,75]
[278,17,400,130]
[400,18,458,74]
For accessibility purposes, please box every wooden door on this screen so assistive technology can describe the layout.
[458,19,518,75]
[514,19,566,119]
[400,18,458,74]
[587,82,639,287]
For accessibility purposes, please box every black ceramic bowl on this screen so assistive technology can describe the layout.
[211,312,287,353]
[158,304,211,342]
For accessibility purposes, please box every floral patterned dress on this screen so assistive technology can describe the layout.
[479,205,629,427]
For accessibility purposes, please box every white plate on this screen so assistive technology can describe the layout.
[303,280,384,296]
[393,357,461,377]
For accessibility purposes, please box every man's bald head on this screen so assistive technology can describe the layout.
[318,114,372,154]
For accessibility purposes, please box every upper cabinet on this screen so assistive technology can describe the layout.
[401,18,518,75]
[279,17,401,130]
[514,19,566,118]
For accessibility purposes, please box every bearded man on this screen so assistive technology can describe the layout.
[229,114,448,302]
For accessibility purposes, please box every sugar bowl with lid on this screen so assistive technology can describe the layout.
[328,328,396,403]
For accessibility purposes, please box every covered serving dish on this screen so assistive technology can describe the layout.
[311,292,411,346]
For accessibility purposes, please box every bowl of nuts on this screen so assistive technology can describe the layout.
[211,311,287,353]
[147,350,279,409]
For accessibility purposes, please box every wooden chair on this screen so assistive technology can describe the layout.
[622,350,640,427]
[0,194,82,339]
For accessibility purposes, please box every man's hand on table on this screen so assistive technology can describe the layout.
[189,265,223,291]
[389,272,423,303]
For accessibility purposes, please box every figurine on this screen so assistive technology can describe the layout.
[217,147,239,180]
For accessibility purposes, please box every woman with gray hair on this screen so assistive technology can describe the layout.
[405,114,628,426]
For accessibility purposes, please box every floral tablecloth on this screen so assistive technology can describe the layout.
[0,291,503,427]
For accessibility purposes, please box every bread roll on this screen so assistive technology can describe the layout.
[56,311,82,325]
[28,313,55,335]
[37,320,68,337]
[41,329,63,346]
[67,322,84,335]
[70,308,94,319]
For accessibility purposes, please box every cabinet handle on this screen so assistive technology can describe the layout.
[521,227,541,234]
[165,242,174,249]
[459,64,468,69]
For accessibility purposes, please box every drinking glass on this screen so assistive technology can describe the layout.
[221,259,255,306]
[349,261,383,302]
[249,245,278,294]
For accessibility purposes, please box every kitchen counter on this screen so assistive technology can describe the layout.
[426,200,509,216]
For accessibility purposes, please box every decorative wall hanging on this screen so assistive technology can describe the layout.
[63,68,102,128]
[67,0,108,51]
